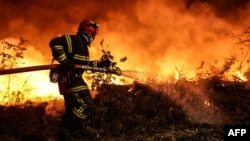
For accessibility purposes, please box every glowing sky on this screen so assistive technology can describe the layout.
[1,0,250,76]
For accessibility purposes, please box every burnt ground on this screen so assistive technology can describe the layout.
[0,80,249,141]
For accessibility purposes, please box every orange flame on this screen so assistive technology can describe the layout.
[0,38,61,105]
[1,0,250,105]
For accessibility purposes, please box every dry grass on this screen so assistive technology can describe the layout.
[0,80,249,141]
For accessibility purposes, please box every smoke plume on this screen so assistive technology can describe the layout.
[1,0,250,77]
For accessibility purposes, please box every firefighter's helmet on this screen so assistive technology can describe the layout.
[78,20,100,35]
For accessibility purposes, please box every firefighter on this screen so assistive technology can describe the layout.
[49,19,102,141]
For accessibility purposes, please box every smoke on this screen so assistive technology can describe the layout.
[186,0,250,25]
[0,0,250,77]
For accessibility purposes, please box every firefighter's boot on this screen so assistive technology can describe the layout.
[58,127,72,141]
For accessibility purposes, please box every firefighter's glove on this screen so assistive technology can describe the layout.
[111,68,122,76]
[60,62,75,72]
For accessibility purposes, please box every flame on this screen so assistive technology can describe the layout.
[1,0,250,105]
[234,71,248,82]
[0,37,61,105]
[0,71,61,105]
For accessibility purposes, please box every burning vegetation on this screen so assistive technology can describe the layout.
[0,28,250,140]
[0,81,249,141]
[1,1,250,140]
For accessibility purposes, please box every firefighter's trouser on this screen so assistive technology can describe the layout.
[61,90,94,131]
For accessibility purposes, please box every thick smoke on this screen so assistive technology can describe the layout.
[0,0,250,76]
[186,0,250,22]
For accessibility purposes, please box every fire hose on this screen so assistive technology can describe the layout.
[0,64,122,76]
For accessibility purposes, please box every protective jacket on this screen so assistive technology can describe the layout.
[49,33,97,94]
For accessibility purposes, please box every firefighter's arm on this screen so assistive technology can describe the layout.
[49,37,74,71]
[49,37,69,64]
